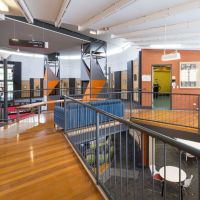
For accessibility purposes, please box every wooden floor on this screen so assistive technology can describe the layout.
[131,109,198,133]
[0,113,104,200]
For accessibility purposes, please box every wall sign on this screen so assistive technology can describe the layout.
[9,39,48,49]
[142,75,151,82]
[180,62,200,88]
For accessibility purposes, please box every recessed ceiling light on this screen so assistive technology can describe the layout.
[0,1,9,12]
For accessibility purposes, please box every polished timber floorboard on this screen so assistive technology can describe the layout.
[0,113,103,200]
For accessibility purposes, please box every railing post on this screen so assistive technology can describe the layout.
[198,158,200,200]
[64,96,67,133]
[198,96,200,134]
[96,111,100,184]
[3,59,8,124]
[38,106,40,122]
[130,92,133,119]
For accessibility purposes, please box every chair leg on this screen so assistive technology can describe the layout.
[181,186,183,200]
[161,181,164,196]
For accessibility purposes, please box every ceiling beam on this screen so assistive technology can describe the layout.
[132,45,200,50]
[78,0,136,31]
[132,40,200,46]
[108,0,200,31]
[129,33,200,42]
[6,15,102,43]
[55,0,71,27]
[14,0,34,23]
[112,20,200,38]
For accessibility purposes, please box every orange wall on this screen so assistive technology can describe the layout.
[141,49,200,109]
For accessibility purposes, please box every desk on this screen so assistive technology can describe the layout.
[159,166,186,183]
[159,166,186,200]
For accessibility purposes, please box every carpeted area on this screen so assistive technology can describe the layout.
[101,132,198,200]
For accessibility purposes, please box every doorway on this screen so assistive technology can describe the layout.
[152,65,171,109]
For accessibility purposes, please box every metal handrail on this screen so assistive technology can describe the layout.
[64,95,200,158]
[1,89,200,96]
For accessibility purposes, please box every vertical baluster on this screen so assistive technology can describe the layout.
[120,124,122,199]
[96,112,100,184]
[152,137,155,200]
[164,143,166,200]
[142,133,144,200]
[114,121,117,185]
[133,129,136,200]
[198,158,200,200]
[108,117,111,186]
[179,150,182,200]
[64,96,67,133]
[126,129,128,198]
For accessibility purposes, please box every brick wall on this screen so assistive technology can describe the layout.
[141,49,200,109]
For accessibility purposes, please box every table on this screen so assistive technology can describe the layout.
[159,166,186,183]
[159,166,186,200]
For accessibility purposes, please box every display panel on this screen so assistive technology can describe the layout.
[180,62,200,88]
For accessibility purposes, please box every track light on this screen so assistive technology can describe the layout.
[14,0,34,23]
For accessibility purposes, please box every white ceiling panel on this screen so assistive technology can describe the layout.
[25,0,63,21]
[110,8,200,35]
[61,0,115,25]
[89,0,190,29]
[2,0,200,50]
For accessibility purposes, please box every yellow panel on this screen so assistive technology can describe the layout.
[153,68,171,93]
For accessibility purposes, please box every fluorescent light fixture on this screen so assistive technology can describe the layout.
[0,49,44,58]
[14,0,34,23]
[0,1,9,12]
[161,52,181,61]
[55,0,71,27]
[150,44,182,49]
[89,30,97,35]
[90,30,105,35]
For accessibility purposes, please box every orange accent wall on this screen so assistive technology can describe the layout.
[83,80,106,101]
[141,49,200,109]
[47,80,59,95]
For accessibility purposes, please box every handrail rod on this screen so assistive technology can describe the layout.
[64,95,200,157]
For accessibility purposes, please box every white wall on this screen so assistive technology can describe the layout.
[9,54,82,80]
[9,55,44,80]
[8,45,139,80]
[60,59,81,78]
[107,46,140,72]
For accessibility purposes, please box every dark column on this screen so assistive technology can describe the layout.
[3,59,8,122]
[114,71,121,99]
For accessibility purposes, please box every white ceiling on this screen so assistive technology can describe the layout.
[1,0,200,50]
